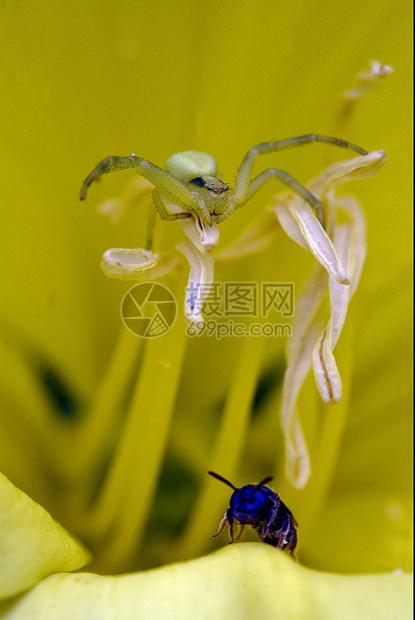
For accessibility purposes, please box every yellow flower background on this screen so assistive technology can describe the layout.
[0,0,412,617]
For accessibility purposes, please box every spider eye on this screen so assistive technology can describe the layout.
[190,177,205,188]
[190,176,229,195]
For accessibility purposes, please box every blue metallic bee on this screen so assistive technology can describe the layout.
[208,471,298,558]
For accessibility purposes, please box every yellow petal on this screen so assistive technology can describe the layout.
[1,545,411,619]
[0,473,91,600]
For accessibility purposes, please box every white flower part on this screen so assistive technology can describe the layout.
[177,240,215,327]
[281,264,328,488]
[289,201,350,284]
[166,202,220,253]
[101,248,178,280]
[270,192,350,283]
[342,60,394,101]
[340,197,367,298]
[269,151,385,284]
[270,199,309,250]
[309,151,387,199]
[193,218,220,252]
[312,198,367,403]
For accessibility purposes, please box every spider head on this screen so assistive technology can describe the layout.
[189,175,229,195]
[166,151,229,195]
[166,150,230,222]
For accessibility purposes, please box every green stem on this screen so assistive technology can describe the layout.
[73,327,142,501]
[89,301,188,572]
[169,329,265,561]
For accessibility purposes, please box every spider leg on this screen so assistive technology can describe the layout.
[151,190,191,221]
[145,204,157,251]
[236,168,326,228]
[80,155,198,211]
[233,134,368,210]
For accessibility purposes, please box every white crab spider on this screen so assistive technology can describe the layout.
[80,135,368,239]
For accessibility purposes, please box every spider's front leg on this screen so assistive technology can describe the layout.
[144,192,190,252]
[151,190,190,221]
[227,167,327,228]
[80,154,199,213]
[80,156,137,200]
[229,134,369,228]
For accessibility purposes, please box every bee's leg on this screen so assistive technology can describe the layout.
[276,519,292,549]
[259,504,279,541]
[210,513,228,539]
[232,524,245,543]
[287,528,298,559]
[228,520,235,542]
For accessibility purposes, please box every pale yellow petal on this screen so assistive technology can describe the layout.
[0,473,91,600]
[1,546,411,620]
